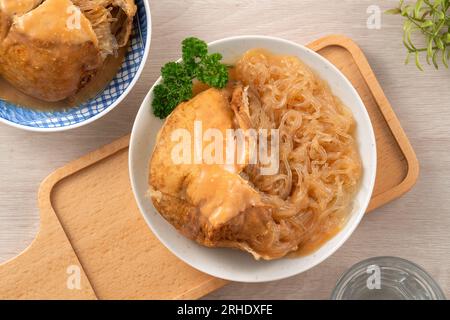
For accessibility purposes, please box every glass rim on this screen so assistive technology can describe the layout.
[331,256,446,300]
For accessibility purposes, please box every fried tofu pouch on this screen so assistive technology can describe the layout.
[149,89,295,260]
[0,0,136,102]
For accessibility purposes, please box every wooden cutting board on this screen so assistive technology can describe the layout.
[0,35,419,300]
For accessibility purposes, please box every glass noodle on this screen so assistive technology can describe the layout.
[234,49,362,257]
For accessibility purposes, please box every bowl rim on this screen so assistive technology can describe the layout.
[129,35,377,282]
[0,0,152,133]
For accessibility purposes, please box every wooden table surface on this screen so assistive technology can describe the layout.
[1,0,449,299]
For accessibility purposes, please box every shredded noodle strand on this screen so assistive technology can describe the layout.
[234,49,362,257]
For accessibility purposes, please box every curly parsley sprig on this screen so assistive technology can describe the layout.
[152,37,229,119]
[387,0,450,70]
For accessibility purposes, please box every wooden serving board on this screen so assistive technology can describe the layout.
[0,35,419,300]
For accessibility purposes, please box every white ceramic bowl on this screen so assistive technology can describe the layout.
[129,36,377,282]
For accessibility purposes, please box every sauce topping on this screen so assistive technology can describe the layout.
[185,165,262,227]
[0,0,42,16]
[14,0,97,46]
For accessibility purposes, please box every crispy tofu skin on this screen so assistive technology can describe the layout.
[0,11,8,42]
[0,31,101,102]
[150,88,235,197]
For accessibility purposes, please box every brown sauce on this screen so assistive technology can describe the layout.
[15,0,97,45]
[186,165,262,228]
[0,45,128,111]
[292,225,342,257]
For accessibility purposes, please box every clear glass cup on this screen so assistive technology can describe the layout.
[331,256,446,300]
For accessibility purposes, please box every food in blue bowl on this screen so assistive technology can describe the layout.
[0,0,151,131]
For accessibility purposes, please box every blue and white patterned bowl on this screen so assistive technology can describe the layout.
[0,0,151,132]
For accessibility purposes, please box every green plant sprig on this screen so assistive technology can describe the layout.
[152,37,229,119]
[387,0,450,70]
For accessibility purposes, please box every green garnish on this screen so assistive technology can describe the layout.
[387,0,450,70]
[152,37,229,119]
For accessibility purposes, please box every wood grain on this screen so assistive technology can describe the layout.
[0,136,226,299]
[0,0,449,299]
[49,138,226,299]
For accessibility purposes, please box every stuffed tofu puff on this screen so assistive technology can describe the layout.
[0,0,136,102]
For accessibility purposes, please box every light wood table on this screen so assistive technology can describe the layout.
[1,0,449,299]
